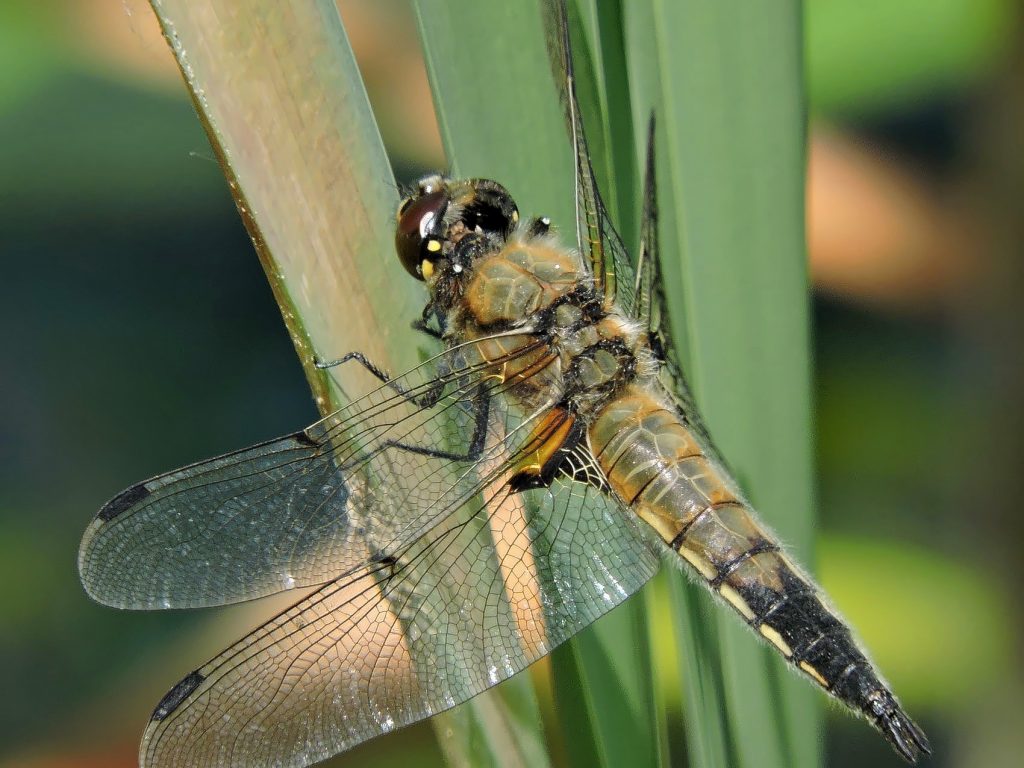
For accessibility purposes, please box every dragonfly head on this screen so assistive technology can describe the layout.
[395,175,519,282]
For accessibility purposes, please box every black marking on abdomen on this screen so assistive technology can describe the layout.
[151,670,205,722]
[668,501,744,552]
[759,578,845,658]
[98,483,151,521]
[741,567,815,627]
[866,688,932,763]
[797,637,931,761]
[710,540,779,589]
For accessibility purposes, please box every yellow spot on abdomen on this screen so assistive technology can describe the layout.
[719,583,755,621]
[759,624,793,657]
[678,545,716,580]
[634,506,680,545]
[800,661,829,687]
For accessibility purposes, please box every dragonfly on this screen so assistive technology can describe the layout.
[78,2,930,766]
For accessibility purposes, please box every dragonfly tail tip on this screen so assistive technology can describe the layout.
[873,691,931,763]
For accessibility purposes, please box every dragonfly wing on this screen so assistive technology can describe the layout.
[79,430,352,609]
[543,0,637,311]
[634,115,660,344]
[139,462,659,768]
[632,113,732,470]
[79,336,545,609]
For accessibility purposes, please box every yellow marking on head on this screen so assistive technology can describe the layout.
[759,624,793,657]
[511,210,519,223]
[719,583,755,621]
[800,661,829,687]
[678,545,716,580]
[426,239,442,253]
[420,260,434,279]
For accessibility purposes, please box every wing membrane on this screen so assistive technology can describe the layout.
[140,462,659,768]
[543,0,638,311]
[79,335,549,609]
[632,115,731,469]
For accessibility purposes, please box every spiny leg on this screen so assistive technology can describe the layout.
[315,350,492,464]
[315,350,450,408]
[374,381,491,464]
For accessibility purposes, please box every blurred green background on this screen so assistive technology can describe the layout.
[1,0,1022,766]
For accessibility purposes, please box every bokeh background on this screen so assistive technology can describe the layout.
[2,1,1022,766]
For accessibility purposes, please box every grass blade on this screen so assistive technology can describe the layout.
[625,1,820,767]
[147,0,425,401]
[145,1,455,765]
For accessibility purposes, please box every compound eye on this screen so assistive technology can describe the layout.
[395,190,447,279]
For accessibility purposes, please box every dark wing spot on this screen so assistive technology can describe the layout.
[151,670,205,722]
[292,429,320,448]
[370,551,397,568]
[98,483,151,521]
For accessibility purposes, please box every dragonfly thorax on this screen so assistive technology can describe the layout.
[396,176,656,423]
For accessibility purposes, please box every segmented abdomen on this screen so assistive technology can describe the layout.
[590,384,898,722]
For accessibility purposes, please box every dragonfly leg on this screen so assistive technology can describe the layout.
[316,343,498,422]
[314,351,453,408]
[315,350,389,377]
[414,293,450,338]
[342,380,492,468]
[411,317,444,340]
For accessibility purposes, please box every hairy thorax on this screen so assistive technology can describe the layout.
[450,233,654,420]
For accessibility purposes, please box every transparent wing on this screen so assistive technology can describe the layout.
[634,114,664,351]
[139,455,660,768]
[543,0,638,311]
[632,113,731,469]
[79,335,553,609]
[543,0,724,466]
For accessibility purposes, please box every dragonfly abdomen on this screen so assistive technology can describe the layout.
[589,384,928,759]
